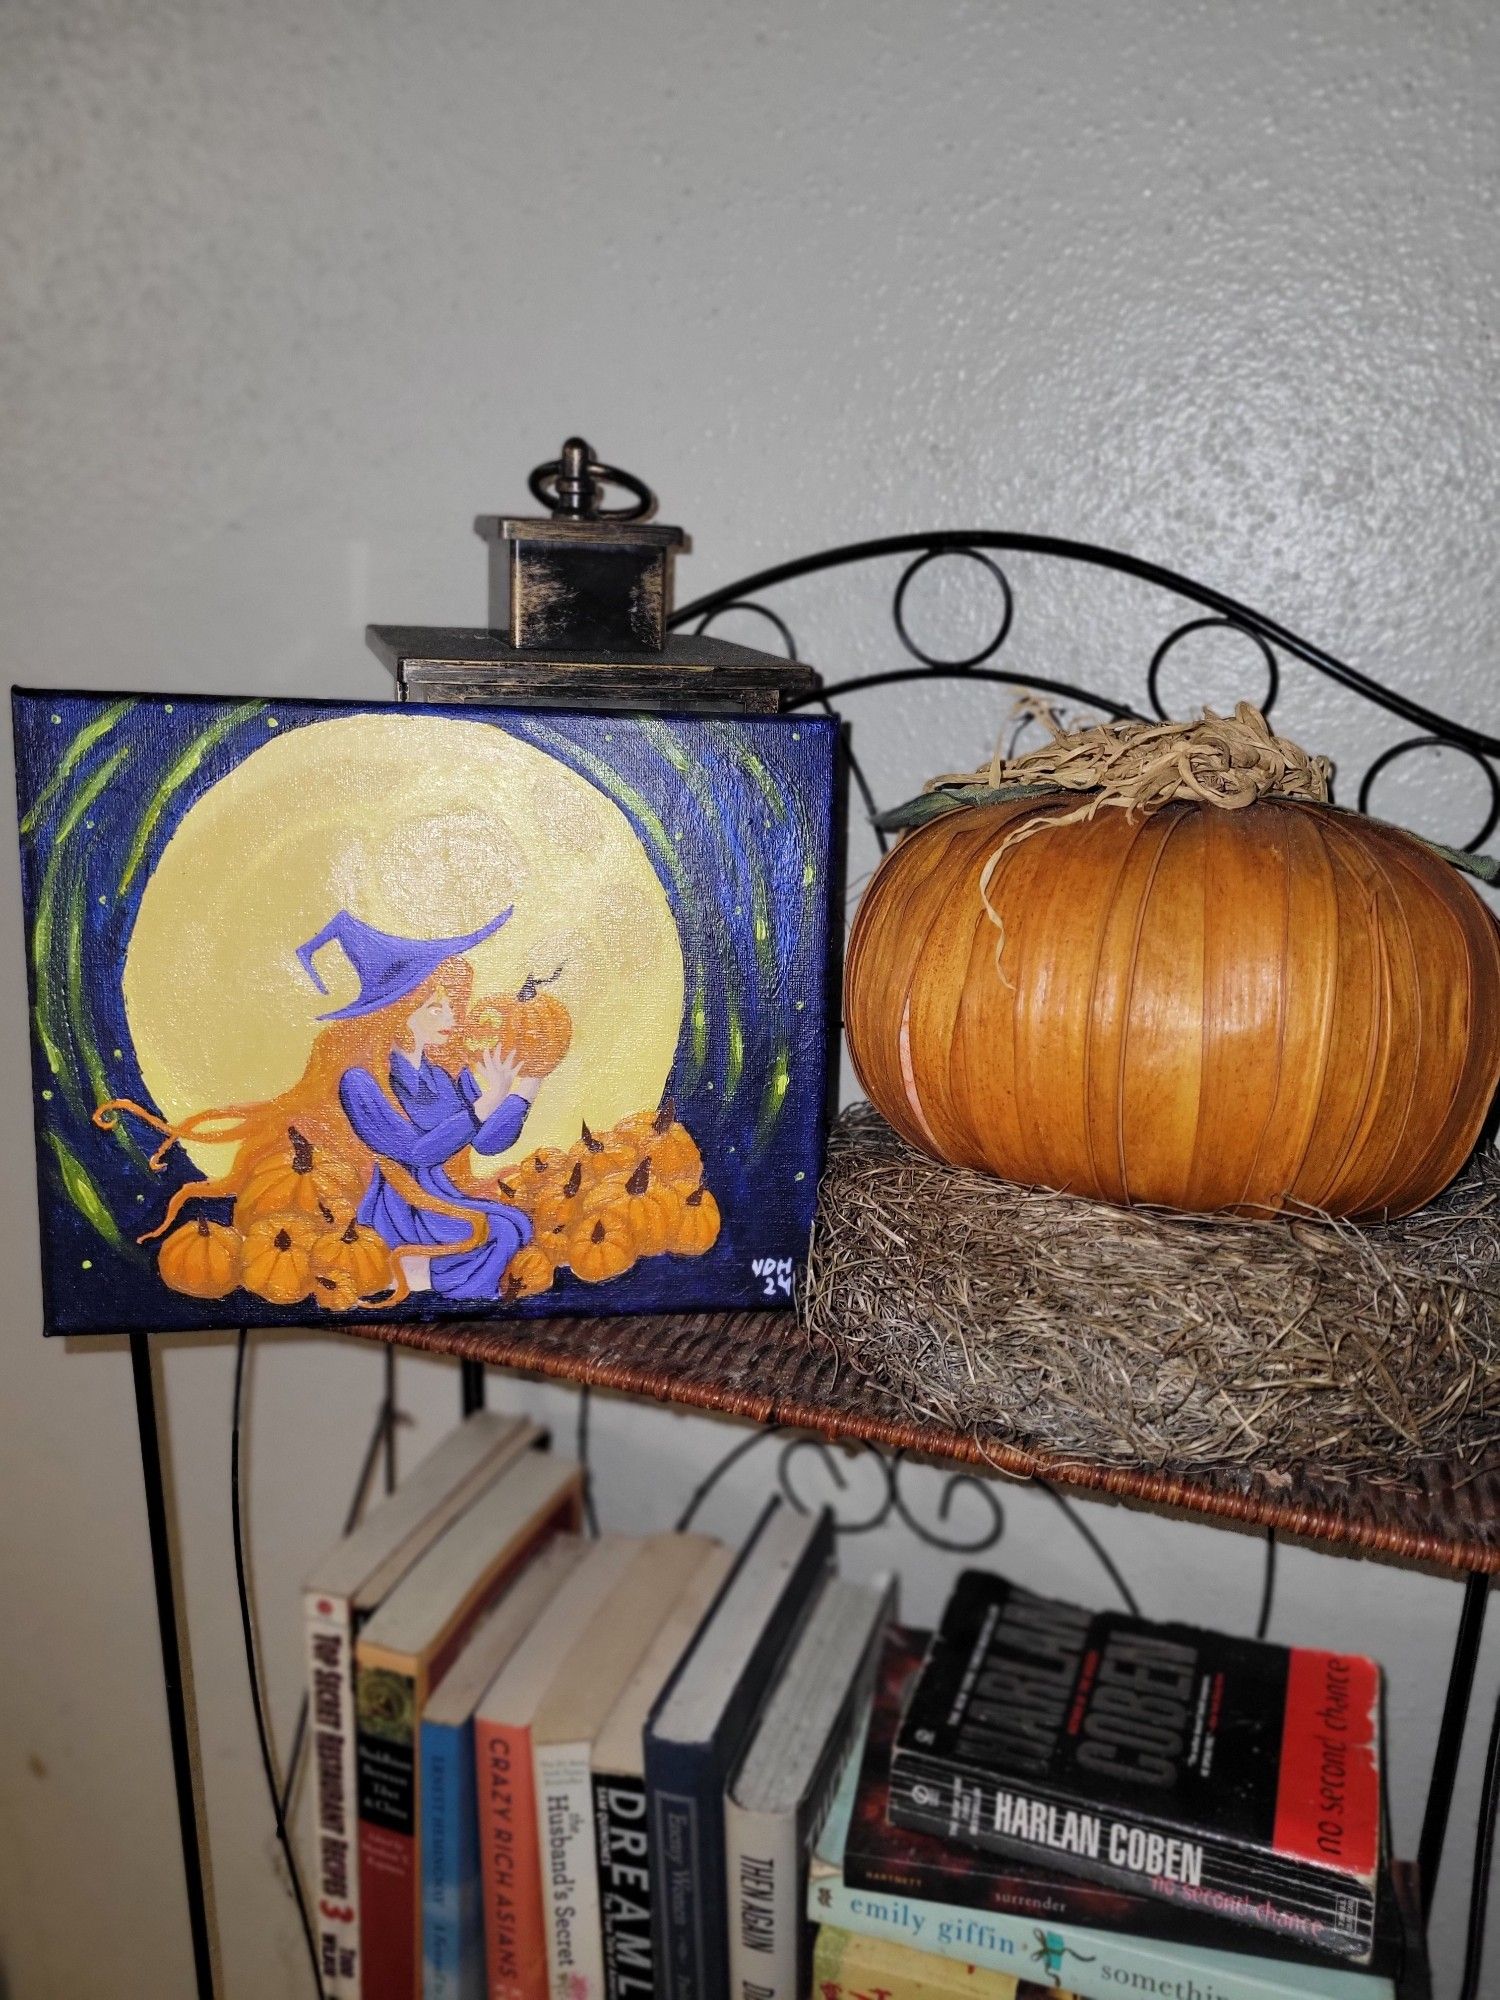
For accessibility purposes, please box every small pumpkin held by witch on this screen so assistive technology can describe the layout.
[846,702,1500,1222]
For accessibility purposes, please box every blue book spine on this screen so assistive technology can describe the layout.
[420,1718,484,2000]
[647,1738,723,2000]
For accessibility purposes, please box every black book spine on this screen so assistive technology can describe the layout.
[887,1754,1375,1962]
[594,1772,655,2000]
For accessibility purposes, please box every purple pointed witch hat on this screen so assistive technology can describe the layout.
[296,907,512,1020]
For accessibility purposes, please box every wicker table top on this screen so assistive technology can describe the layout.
[348,1307,1500,1578]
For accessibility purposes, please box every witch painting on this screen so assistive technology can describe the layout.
[98,908,552,1310]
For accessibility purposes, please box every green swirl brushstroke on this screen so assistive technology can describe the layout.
[31,747,131,1085]
[44,1130,130,1254]
[62,871,149,1166]
[19,700,135,837]
[116,701,266,895]
[754,1044,792,1148]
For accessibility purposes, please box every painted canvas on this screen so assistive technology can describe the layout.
[12,691,839,1334]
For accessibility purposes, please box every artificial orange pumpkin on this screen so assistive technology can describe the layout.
[567,1211,636,1283]
[240,1212,320,1305]
[500,1243,556,1301]
[846,796,1500,1220]
[673,1185,721,1256]
[310,1219,393,1304]
[467,970,573,1078]
[234,1126,360,1230]
[158,1216,243,1299]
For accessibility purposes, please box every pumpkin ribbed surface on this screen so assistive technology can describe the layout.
[845,796,1500,1219]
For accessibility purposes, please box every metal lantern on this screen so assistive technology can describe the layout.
[368,436,817,714]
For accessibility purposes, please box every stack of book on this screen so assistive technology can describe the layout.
[808,1571,1433,2000]
[299,1410,908,2000]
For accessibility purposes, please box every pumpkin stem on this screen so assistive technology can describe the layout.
[518,965,565,1002]
[686,1188,704,1208]
[287,1127,314,1174]
[195,1217,211,1236]
[580,1120,603,1153]
[591,1220,607,1243]
[627,1159,650,1195]
[342,1221,358,1243]
[273,1228,292,1252]
[654,1098,675,1135]
[564,1161,582,1197]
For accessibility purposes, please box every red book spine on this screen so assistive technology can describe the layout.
[355,1663,420,2000]
[475,1717,548,2000]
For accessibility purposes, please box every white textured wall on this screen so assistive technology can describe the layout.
[3,3,1499,1995]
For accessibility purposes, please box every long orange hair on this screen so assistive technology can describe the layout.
[95,960,496,1271]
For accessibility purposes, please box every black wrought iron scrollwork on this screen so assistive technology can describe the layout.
[667,528,1500,860]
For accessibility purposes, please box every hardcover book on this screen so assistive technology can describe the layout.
[591,1544,736,2000]
[725,1573,895,2000]
[531,1534,723,2000]
[889,1574,1383,1963]
[419,1539,584,2000]
[354,1451,583,2000]
[644,1497,836,2000]
[811,1709,1399,2000]
[302,1411,542,2000]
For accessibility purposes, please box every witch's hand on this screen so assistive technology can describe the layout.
[473,1045,532,1120]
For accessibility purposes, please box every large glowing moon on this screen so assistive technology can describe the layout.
[124,713,685,1177]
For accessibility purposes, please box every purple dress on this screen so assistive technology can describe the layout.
[338,1050,533,1300]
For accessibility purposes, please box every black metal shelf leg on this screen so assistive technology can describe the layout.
[461,1357,486,1415]
[130,1331,216,2000]
[1419,1570,1490,1920]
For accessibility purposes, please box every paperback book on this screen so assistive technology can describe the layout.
[644,1497,836,2000]
[812,1708,1400,2000]
[302,1411,542,1999]
[531,1533,723,2000]
[355,1450,583,2000]
[591,1545,735,2000]
[851,1629,1396,1972]
[725,1572,895,2000]
[889,1574,1383,1963]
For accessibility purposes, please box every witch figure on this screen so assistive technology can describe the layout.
[297,907,538,1299]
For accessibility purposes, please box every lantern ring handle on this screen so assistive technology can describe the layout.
[527,456,655,521]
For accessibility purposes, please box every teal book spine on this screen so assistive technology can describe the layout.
[420,1717,483,2000]
[805,1873,1395,2000]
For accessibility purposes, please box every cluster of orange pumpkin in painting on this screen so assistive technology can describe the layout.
[496,1102,721,1301]
[154,1101,720,1312]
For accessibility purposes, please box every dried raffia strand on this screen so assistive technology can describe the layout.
[929,702,1334,975]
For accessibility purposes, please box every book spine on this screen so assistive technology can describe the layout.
[814,1924,1019,1999]
[887,1754,1374,1961]
[593,1773,655,2000]
[725,1801,799,2000]
[357,1663,421,2000]
[806,1874,1394,2000]
[421,1719,483,2000]
[474,1718,548,2000]
[305,1591,362,2000]
[647,1741,726,2000]
[534,1738,606,2000]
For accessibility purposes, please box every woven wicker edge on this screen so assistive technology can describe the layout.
[347,1313,1500,1577]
